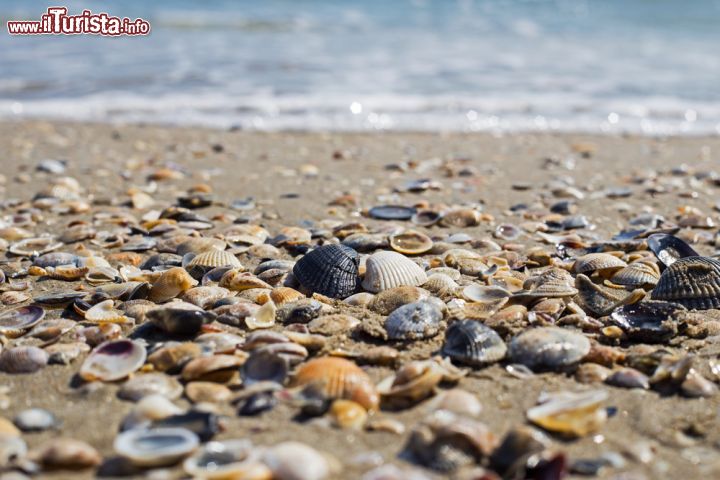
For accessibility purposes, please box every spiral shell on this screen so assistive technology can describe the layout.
[292,244,360,299]
[651,256,720,309]
[442,320,507,366]
[149,267,199,303]
[291,357,379,411]
[362,250,427,293]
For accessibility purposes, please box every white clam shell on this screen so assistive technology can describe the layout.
[114,427,199,467]
[80,340,147,382]
[361,251,427,293]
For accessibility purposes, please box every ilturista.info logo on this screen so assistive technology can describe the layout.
[7,6,150,36]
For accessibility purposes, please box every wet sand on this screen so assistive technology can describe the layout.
[1,120,720,479]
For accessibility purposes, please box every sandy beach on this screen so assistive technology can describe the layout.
[0,120,719,479]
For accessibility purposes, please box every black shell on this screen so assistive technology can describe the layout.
[385,301,443,341]
[292,244,360,299]
[147,308,216,335]
[609,300,683,343]
[442,320,507,366]
[647,233,699,268]
[651,256,720,309]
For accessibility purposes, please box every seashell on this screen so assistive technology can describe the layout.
[13,408,57,432]
[611,261,660,288]
[328,399,367,430]
[526,389,608,438]
[651,256,720,309]
[186,249,242,274]
[369,286,429,315]
[27,318,75,341]
[148,342,203,372]
[245,300,277,330]
[174,237,227,256]
[181,286,232,309]
[574,253,626,274]
[94,281,151,301]
[202,266,236,286]
[427,389,482,417]
[647,233,699,268]
[58,223,95,243]
[219,270,272,292]
[79,340,147,382]
[214,301,261,327]
[406,410,497,471]
[247,243,283,259]
[0,306,45,338]
[118,373,184,401]
[514,268,578,299]
[84,299,132,324]
[427,267,462,281]
[114,427,199,467]
[389,230,433,255]
[342,233,389,252]
[268,286,305,306]
[254,260,295,276]
[181,354,242,383]
[384,301,443,341]
[36,438,102,470]
[0,291,30,305]
[184,440,271,480]
[605,367,650,390]
[44,265,88,281]
[368,205,416,220]
[362,251,427,293]
[495,223,522,241]
[147,306,216,336]
[342,292,375,307]
[574,274,645,317]
[185,382,233,404]
[262,441,329,480]
[149,267,199,303]
[195,332,244,354]
[9,237,62,257]
[489,426,550,474]
[291,357,379,411]
[509,327,590,371]
[46,341,90,365]
[442,320,507,366]
[377,358,458,407]
[85,266,121,284]
[119,394,184,431]
[609,301,683,343]
[121,236,157,252]
[439,208,482,228]
[0,346,49,373]
[292,244,360,299]
[575,363,613,384]
[241,350,288,386]
[32,252,79,268]
[422,274,459,297]
[152,411,221,442]
[33,290,86,306]
[442,248,483,268]
[412,209,442,226]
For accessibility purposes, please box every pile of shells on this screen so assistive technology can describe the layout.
[0,149,719,479]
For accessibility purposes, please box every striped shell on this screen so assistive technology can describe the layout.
[651,256,720,309]
[611,261,660,288]
[442,320,507,366]
[149,267,199,303]
[292,244,360,299]
[186,249,242,270]
[269,287,306,305]
[514,268,578,299]
[384,301,443,340]
[290,357,379,411]
[362,251,427,293]
[422,274,460,296]
[0,346,49,373]
[574,253,626,274]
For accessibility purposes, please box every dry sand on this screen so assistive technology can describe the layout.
[0,120,719,479]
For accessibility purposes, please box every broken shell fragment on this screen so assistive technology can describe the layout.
[526,389,608,438]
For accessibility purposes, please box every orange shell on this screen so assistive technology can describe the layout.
[291,357,379,411]
[148,267,198,303]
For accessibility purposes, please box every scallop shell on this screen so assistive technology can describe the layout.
[509,327,590,371]
[149,267,199,303]
[362,251,427,293]
[175,237,227,256]
[442,320,507,366]
[0,346,49,373]
[384,301,443,341]
[292,244,360,299]
[611,261,660,288]
[422,274,460,297]
[84,299,132,324]
[651,256,720,309]
[269,287,305,305]
[573,253,626,274]
[389,231,433,255]
[115,427,200,467]
[514,268,578,299]
[79,340,147,382]
[290,357,379,411]
[186,249,242,270]
[0,306,45,338]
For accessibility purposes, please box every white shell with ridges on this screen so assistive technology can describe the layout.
[362,251,427,293]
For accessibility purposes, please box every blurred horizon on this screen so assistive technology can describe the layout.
[2,0,720,135]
